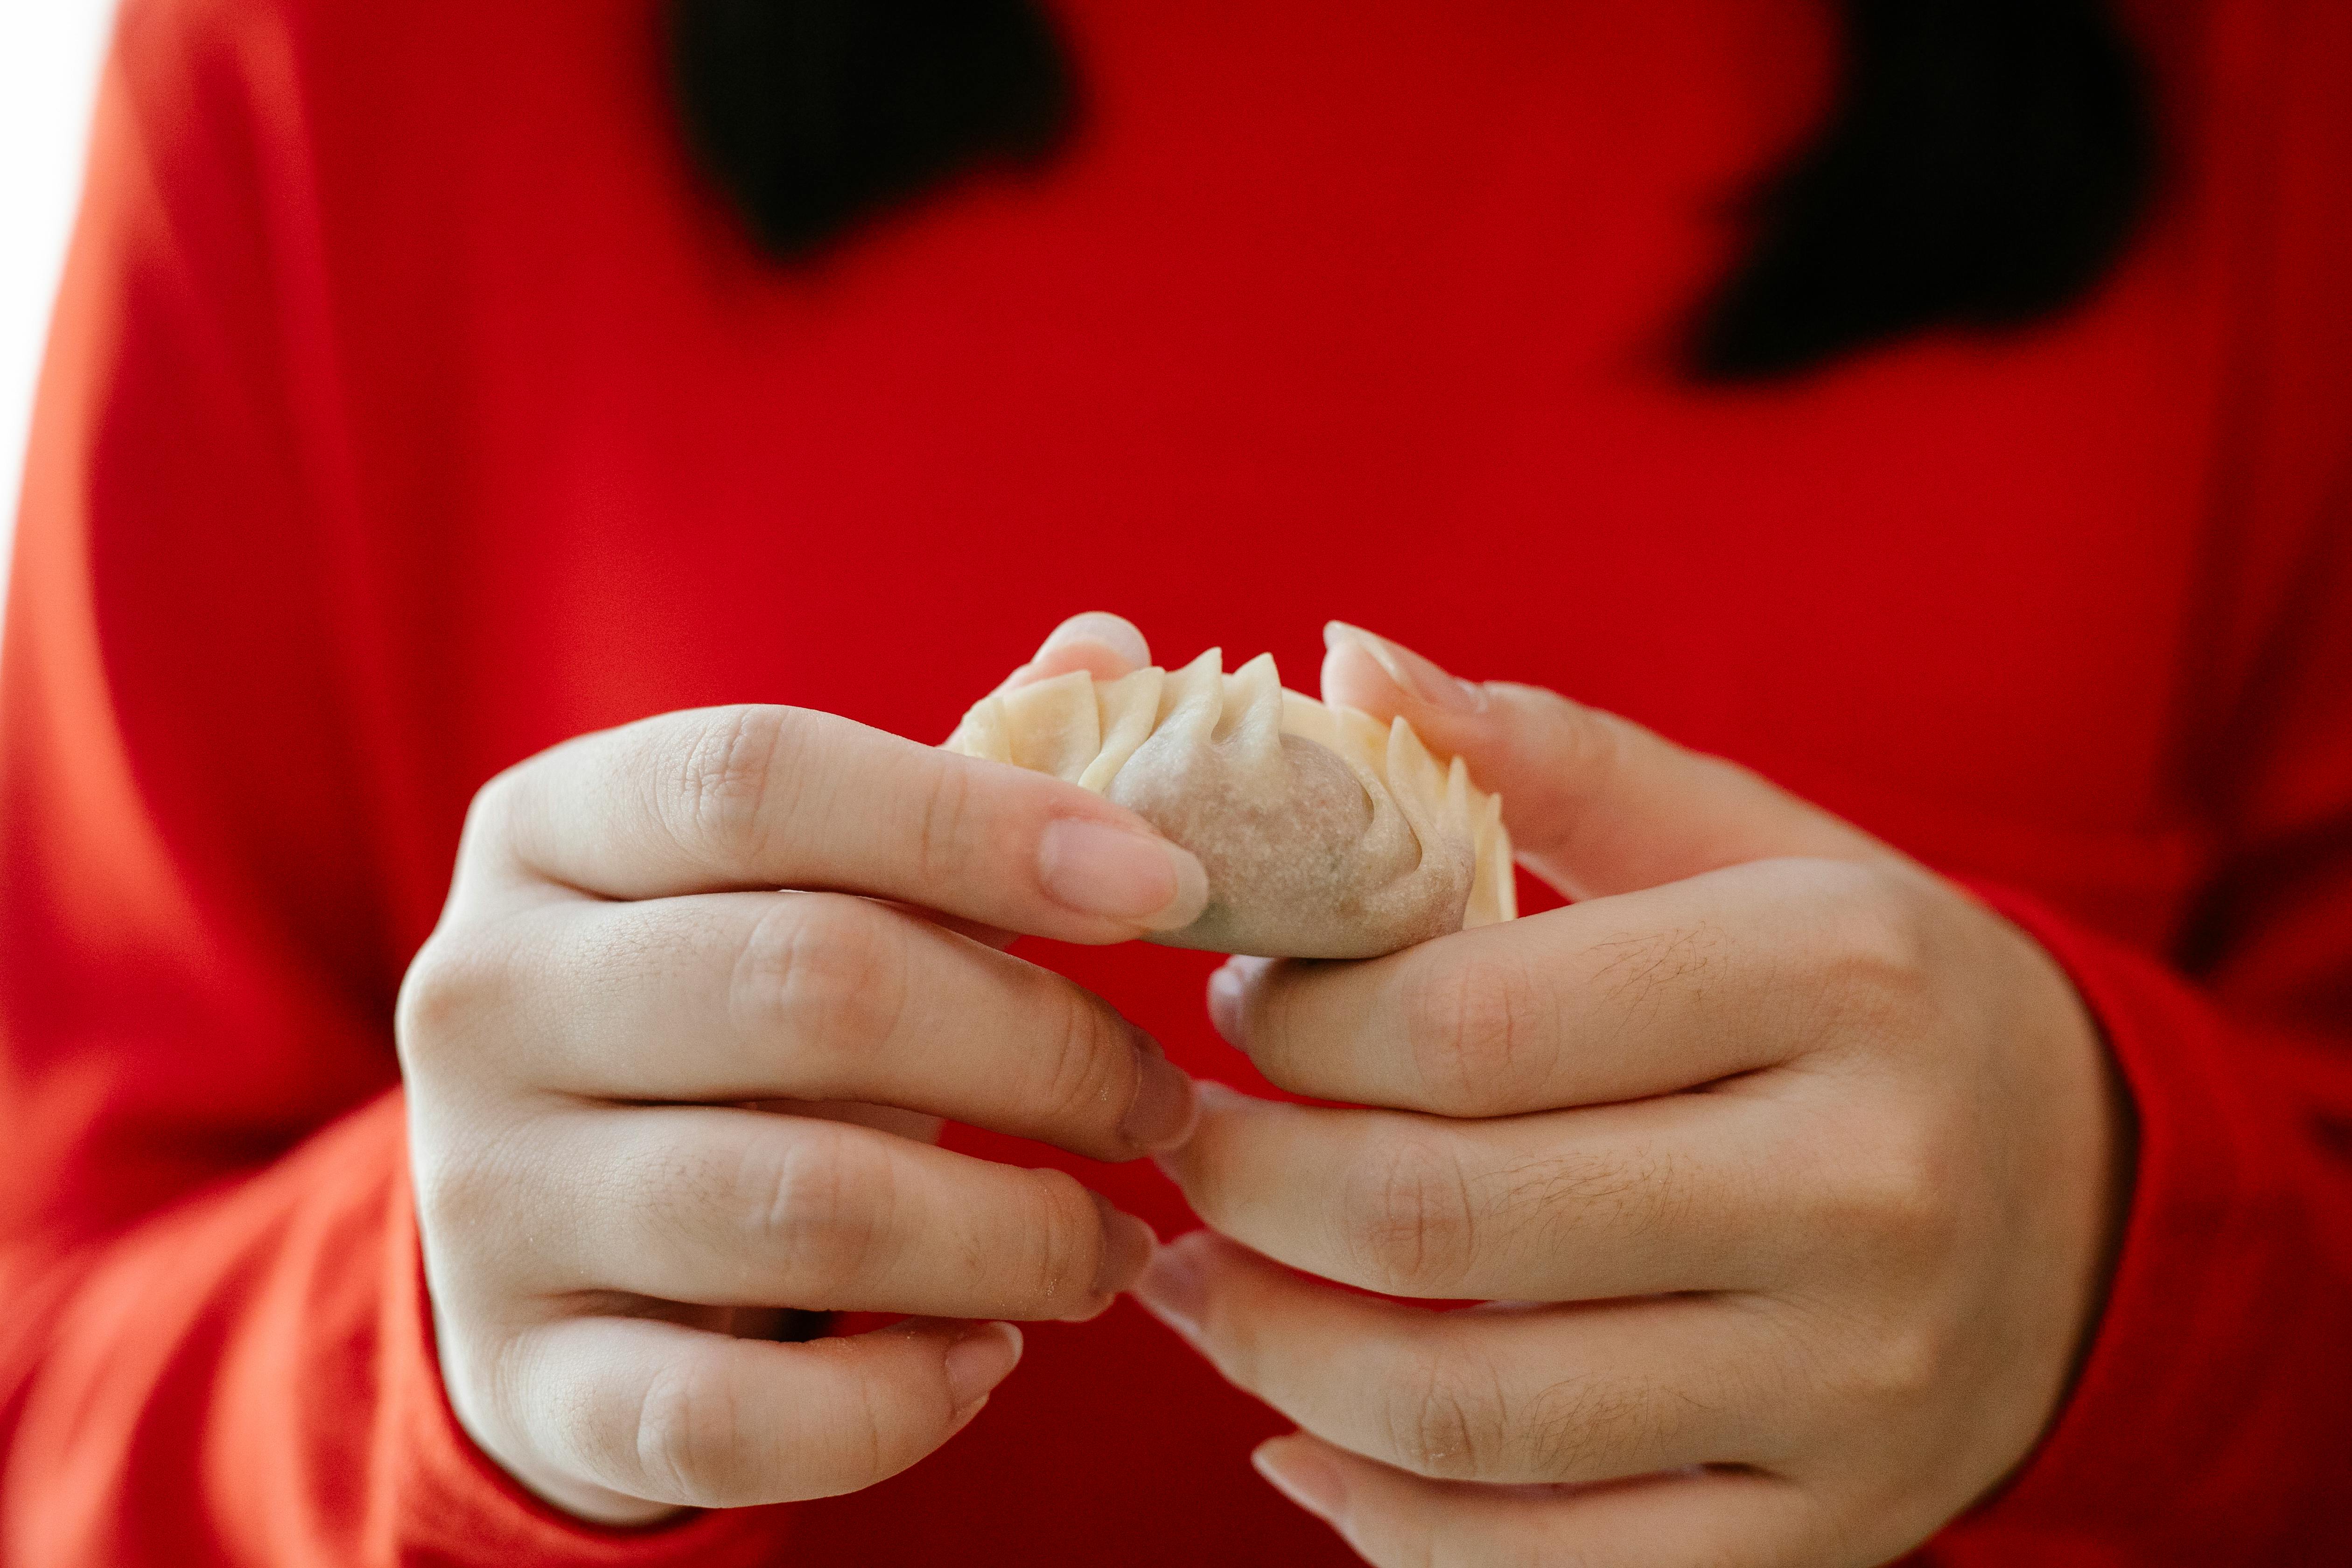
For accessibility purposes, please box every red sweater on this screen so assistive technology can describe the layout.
[5,0,2350,1561]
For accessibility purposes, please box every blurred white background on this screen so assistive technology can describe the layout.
[3,0,118,602]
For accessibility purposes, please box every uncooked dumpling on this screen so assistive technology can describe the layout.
[946,649,1515,958]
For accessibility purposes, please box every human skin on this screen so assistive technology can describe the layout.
[396,616,1210,1524]
[1128,621,2133,1568]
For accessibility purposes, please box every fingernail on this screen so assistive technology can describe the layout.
[1253,1437,1346,1522]
[1120,1031,1199,1148]
[1037,818,1210,930]
[1208,958,1271,1047]
[1206,966,1246,1045]
[1131,1233,1210,1338]
[1324,622,1484,714]
[1088,1191,1156,1296]
[944,1321,1023,1415]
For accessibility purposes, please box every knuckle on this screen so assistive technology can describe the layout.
[1018,981,1134,1136]
[628,1356,750,1507]
[1383,1350,1506,1479]
[395,933,512,1070]
[410,1119,539,1253]
[1844,1108,1964,1261]
[910,755,981,888]
[1014,1167,1109,1314]
[814,1365,897,1492]
[660,706,800,869]
[444,1325,526,1446]
[459,763,525,850]
[1823,1307,1960,1418]
[1398,950,1551,1116]
[1339,1134,1479,1295]
[1805,864,1938,1036]
[730,897,910,1079]
[739,1129,894,1287]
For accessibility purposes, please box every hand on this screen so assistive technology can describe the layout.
[1136,623,2132,1568]
[397,616,1208,1524]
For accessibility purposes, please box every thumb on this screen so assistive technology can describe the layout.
[1319,622,1890,900]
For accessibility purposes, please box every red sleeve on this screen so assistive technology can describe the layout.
[0,3,780,1560]
[1939,886,2352,1565]
[1936,4,2352,1560]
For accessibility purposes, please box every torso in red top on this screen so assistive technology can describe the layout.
[7,0,2351,1562]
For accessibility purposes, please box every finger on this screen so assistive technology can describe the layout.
[516,1313,1024,1509]
[748,1099,945,1143]
[989,610,1153,695]
[1251,1433,1826,1568]
[1133,1233,1780,1485]
[1213,858,1895,1115]
[453,892,1195,1159]
[474,703,1207,941]
[499,1106,1154,1320]
[1158,1086,1803,1300]
[875,899,1022,952]
[1320,622,1891,898]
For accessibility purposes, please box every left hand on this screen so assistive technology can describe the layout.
[1136,623,2133,1568]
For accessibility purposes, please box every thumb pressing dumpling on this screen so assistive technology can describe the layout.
[945,649,1515,959]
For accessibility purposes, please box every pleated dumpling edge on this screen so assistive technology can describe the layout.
[945,649,1515,959]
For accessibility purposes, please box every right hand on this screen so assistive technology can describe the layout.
[396,622,1208,1524]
